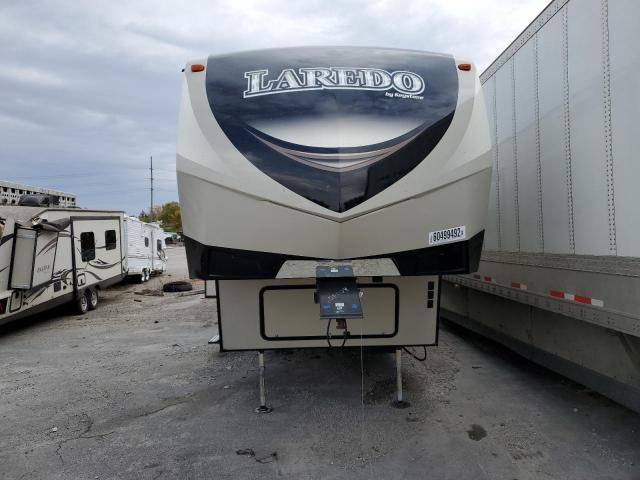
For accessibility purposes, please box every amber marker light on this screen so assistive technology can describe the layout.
[191,64,205,72]
[458,63,472,71]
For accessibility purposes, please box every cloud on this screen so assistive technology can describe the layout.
[0,0,548,215]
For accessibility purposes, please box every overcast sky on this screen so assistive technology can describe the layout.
[1,0,548,215]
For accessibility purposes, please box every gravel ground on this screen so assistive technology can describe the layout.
[0,247,639,480]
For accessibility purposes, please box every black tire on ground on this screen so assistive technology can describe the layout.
[88,288,98,310]
[138,271,146,284]
[75,291,89,314]
[162,281,193,293]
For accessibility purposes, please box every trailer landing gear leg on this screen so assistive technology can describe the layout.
[392,348,410,409]
[255,350,272,414]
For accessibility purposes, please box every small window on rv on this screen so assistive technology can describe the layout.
[105,230,117,250]
[144,237,149,247]
[80,232,96,262]
[157,239,163,251]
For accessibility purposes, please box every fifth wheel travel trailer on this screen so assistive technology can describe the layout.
[123,216,168,282]
[441,0,640,413]
[177,46,492,409]
[0,206,125,326]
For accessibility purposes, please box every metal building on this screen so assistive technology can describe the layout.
[0,180,76,207]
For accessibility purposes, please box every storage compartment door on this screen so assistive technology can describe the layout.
[10,228,37,289]
[262,284,397,340]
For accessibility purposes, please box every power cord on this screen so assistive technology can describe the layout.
[326,319,349,348]
[403,346,427,362]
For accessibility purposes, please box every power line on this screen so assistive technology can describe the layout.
[7,166,176,180]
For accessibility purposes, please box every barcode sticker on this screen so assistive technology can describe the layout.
[428,226,466,246]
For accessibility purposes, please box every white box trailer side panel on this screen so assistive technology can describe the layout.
[536,10,573,254]
[568,0,611,256]
[481,0,639,259]
[443,0,640,412]
[513,39,542,253]
[609,0,640,257]
[484,76,500,251]
[495,60,519,252]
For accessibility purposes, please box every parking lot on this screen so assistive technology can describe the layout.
[1,247,639,480]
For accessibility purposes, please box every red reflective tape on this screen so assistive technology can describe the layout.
[549,290,564,298]
[511,282,521,289]
[484,276,493,282]
[574,295,591,304]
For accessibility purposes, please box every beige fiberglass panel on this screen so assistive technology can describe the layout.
[339,167,491,258]
[609,0,640,257]
[567,0,611,256]
[218,276,437,350]
[263,286,396,338]
[178,167,490,259]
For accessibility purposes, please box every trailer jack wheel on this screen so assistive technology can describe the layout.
[88,289,99,310]
[75,291,89,315]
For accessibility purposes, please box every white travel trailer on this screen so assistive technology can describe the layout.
[0,206,125,326]
[123,216,167,282]
[177,47,492,408]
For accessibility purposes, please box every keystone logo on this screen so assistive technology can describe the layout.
[243,67,426,98]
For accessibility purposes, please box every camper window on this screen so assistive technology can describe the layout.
[105,230,117,250]
[145,237,149,247]
[157,239,163,251]
[80,232,96,262]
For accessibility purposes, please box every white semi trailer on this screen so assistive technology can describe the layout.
[0,206,126,325]
[177,46,492,409]
[442,0,640,412]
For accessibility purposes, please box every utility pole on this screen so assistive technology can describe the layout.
[149,155,154,222]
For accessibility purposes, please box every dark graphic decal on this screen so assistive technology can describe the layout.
[37,238,58,256]
[88,259,121,269]
[0,233,14,246]
[206,47,458,212]
[83,270,103,281]
[24,286,47,305]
